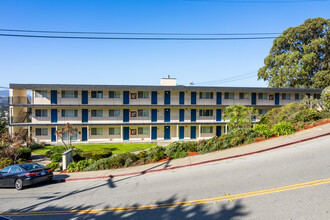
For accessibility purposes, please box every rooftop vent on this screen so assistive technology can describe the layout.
[160,75,177,86]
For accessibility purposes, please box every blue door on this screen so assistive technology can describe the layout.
[191,92,196,105]
[216,109,222,121]
[51,109,57,123]
[123,91,129,104]
[164,91,171,105]
[179,109,185,122]
[216,126,222,137]
[151,91,158,104]
[82,91,88,104]
[179,126,184,139]
[275,93,280,105]
[191,109,196,122]
[51,90,57,104]
[82,109,88,123]
[164,126,170,140]
[123,127,129,140]
[216,92,222,105]
[179,92,185,105]
[191,126,196,139]
[151,109,157,122]
[251,93,257,105]
[306,93,310,98]
[82,127,88,141]
[123,109,129,122]
[51,127,56,142]
[164,109,170,122]
[151,127,157,140]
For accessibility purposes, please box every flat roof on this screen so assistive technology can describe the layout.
[9,83,323,93]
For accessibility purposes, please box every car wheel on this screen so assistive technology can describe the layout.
[15,179,23,190]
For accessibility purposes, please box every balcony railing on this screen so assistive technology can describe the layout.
[9,97,31,105]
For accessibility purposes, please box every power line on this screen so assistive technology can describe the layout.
[197,75,257,85]
[0,28,282,36]
[0,33,279,40]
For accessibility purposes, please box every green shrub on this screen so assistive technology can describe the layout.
[29,142,45,150]
[316,111,330,119]
[47,162,60,171]
[146,146,166,162]
[272,122,296,136]
[50,153,62,163]
[44,146,66,157]
[67,159,95,172]
[0,158,12,169]
[17,158,27,164]
[197,137,225,154]
[253,124,274,138]
[80,149,112,160]
[263,103,306,125]
[292,109,321,122]
[320,86,330,111]
[18,147,32,160]
[166,142,190,159]
[138,151,147,163]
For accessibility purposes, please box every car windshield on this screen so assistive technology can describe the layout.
[21,164,45,171]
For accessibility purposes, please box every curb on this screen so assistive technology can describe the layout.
[57,132,330,183]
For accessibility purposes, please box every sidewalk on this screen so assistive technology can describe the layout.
[54,123,330,182]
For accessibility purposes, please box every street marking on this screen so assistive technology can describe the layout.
[2,178,330,217]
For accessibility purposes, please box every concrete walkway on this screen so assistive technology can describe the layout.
[54,123,330,182]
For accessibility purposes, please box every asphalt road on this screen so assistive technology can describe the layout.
[0,135,330,220]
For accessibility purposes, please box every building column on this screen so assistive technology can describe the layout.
[55,126,58,143]
[28,126,31,138]
[150,125,152,141]
[225,124,228,134]
[199,124,201,139]
[87,125,90,143]
[120,125,123,142]
[176,124,179,140]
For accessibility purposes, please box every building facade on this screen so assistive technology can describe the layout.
[9,79,322,144]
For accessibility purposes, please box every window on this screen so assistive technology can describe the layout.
[35,109,48,117]
[35,90,48,98]
[109,127,120,135]
[295,93,304,100]
[61,109,78,117]
[239,93,249,99]
[61,90,78,98]
[62,130,78,141]
[199,92,213,99]
[224,92,234,99]
[109,109,120,117]
[91,91,103,98]
[109,91,120,98]
[282,93,291,100]
[258,109,268,116]
[138,91,149,99]
[0,166,10,173]
[9,166,21,173]
[35,128,48,136]
[199,109,213,117]
[91,110,103,117]
[258,93,268,100]
[91,128,103,135]
[138,109,149,117]
[138,127,149,135]
[314,94,321,99]
[201,126,213,133]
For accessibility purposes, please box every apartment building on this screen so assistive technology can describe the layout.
[9,78,322,144]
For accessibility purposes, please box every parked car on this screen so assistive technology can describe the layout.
[0,163,53,190]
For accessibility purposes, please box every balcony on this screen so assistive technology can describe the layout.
[9,97,31,105]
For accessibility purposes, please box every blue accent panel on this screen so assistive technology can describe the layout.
[179,109,185,122]
[179,126,184,139]
[123,91,129,104]
[216,126,222,137]
[164,126,170,140]
[82,127,88,141]
[191,92,196,105]
[164,109,171,122]
[190,126,196,139]
[82,91,88,104]
[164,91,171,105]
[216,92,222,105]
[123,109,129,122]
[51,128,56,142]
[151,127,157,140]
[275,93,280,105]
[179,92,185,105]
[123,127,129,140]
[251,93,257,105]
[51,109,57,123]
[216,109,222,122]
[151,91,158,104]
[191,109,196,122]
[51,90,57,104]
[82,109,88,123]
[151,109,157,122]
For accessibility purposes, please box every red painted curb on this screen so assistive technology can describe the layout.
[60,132,330,182]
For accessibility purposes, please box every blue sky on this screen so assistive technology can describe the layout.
[0,0,329,89]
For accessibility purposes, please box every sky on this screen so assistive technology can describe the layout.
[0,0,329,89]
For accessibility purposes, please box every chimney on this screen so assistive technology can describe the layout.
[160,76,177,86]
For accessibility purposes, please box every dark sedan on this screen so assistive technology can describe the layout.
[0,163,53,190]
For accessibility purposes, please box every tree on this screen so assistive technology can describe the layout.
[0,131,25,164]
[224,105,258,131]
[320,86,330,111]
[258,17,330,89]
[55,123,78,150]
[0,118,6,134]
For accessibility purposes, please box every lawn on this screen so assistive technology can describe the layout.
[32,143,157,155]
